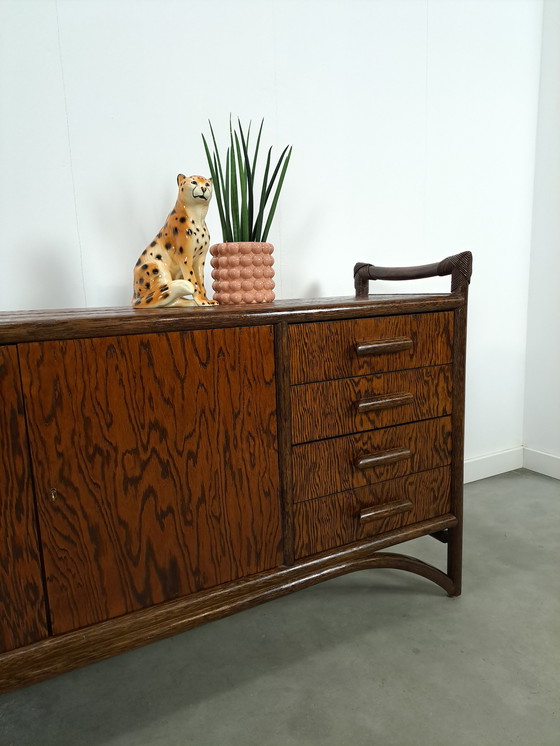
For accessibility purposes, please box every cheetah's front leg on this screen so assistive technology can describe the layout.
[180,245,217,306]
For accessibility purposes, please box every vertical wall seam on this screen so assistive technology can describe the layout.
[422,0,430,258]
[521,0,546,449]
[271,0,283,300]
[55,0,87,307]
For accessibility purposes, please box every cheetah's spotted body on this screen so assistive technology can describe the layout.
[132,174,217,308]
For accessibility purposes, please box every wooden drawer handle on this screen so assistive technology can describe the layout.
[359,499,413,524]
[356,337,413,357]
[355,447,411,470]
[356,392,414,413]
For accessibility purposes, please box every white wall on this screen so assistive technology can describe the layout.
[524,0,560,480]
[0,0,544,475]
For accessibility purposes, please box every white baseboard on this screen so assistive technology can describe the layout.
[523,448,560,480]
[463,447,560,482]
[463,448,524,483]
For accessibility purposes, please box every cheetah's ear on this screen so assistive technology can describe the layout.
[177,174,186,186]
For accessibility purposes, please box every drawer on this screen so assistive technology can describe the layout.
[294,467,452,559]
[292,416,452,503]
[289,312,453,384]
[291,364,453,444]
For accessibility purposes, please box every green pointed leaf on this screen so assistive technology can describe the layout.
[237,118,254,239]
[234,131,249,241]
[249,120,265,239]
[229,128,239,241]
[253,146,272,242]
[252,119,264,177]
[202,133,228,241]
[264,144,291,203]
[207,120,228,194]
[225,147,232,240]
[214,153,232,242]
[262,146,292,242]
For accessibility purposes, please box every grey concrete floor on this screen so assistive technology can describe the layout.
[1,469,559,746]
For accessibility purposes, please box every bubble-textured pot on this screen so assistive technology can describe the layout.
[210,242,275,304]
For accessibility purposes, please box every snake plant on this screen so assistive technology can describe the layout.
[202,117,292,243]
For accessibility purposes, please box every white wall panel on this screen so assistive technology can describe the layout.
[0,0,85,309]
[524,0,560,469]
[0,0,546,473]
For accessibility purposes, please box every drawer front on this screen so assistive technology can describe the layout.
[292,416,452,503]
[289,312,453,384]
[291,364,453,444]
[294,467,452,559]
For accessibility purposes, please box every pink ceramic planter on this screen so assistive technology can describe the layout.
[210,242,275,304]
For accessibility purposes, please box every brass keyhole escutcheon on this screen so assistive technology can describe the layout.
[50,488,58,503]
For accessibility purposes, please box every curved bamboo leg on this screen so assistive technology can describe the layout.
[346,551,456,596]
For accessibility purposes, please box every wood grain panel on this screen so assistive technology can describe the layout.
[0,346,48,652]
[275,322,295,565]
[291,364,453,443]
[289,312,453,384]
[292,416,452,502]
[0,512,459,693]
[448,299,469,594]
[0,296,464,345]
[19,327,281,634]
[294,467,452,558]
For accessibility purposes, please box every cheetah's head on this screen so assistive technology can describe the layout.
[177,174,213,208]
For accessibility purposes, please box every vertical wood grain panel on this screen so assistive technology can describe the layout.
[0,346,48,651]
[275,322,295,565]
[19,327,281,634]
[448,299,469,594]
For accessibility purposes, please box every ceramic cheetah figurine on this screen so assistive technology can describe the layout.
[132,174,217,307]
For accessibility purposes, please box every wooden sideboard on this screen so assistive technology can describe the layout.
[0,253,471,692]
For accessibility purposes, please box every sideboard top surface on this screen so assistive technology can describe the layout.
[0,294,464,344]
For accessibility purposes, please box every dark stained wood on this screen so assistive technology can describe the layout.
[294,467,452,558]
[356,337,413,356]
[0,346,49,652]
[352,551,455,595]
[0,512,458,694]
[292,416,452,502]
[354,251,473,298]
[355,447,411,470]
[0,269,471,690]
[431,529,450,543]
[351,253,471,600]
[289,312,454,384]
[19,327,282,634]
[291,364,453,443]
[447,288,470,595]
[274,322,295,565]
[357,392,415,413]
[359,498,412,523]
[0,295,464,345]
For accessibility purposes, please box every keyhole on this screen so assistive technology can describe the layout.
[50,488,58,503]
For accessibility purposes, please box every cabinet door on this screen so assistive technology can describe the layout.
[19,327,281,634]
[0,346,48,651]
